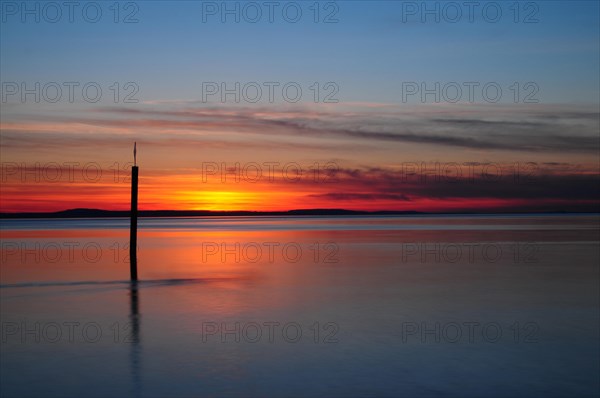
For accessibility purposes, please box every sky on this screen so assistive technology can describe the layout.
[1,0,599,212]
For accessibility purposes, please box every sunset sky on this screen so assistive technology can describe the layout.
[1,1,599,213]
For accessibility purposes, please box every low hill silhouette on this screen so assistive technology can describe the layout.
[0,208,422,219]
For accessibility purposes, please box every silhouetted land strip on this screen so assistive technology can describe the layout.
[0,208,590,219]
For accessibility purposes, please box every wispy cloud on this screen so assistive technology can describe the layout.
[3,103,598,154]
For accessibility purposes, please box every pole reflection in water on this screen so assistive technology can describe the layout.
[129,282,141,397]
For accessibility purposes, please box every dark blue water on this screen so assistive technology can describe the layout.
[1,215,599,397]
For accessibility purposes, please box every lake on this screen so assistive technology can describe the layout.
[1,215,599,397]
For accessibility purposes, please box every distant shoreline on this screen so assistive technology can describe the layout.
[0,208,596,219]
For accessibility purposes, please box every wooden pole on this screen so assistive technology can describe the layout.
[130,143,138,281]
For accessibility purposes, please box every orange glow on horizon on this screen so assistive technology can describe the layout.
[1,161,598,213]
[180,190,263,211]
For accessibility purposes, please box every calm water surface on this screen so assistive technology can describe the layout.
[1,215,599,397]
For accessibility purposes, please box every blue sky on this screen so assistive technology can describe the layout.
[1,1,599,212]
[2,0,599,105]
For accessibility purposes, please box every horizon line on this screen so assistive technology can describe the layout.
[1,208,598,219]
